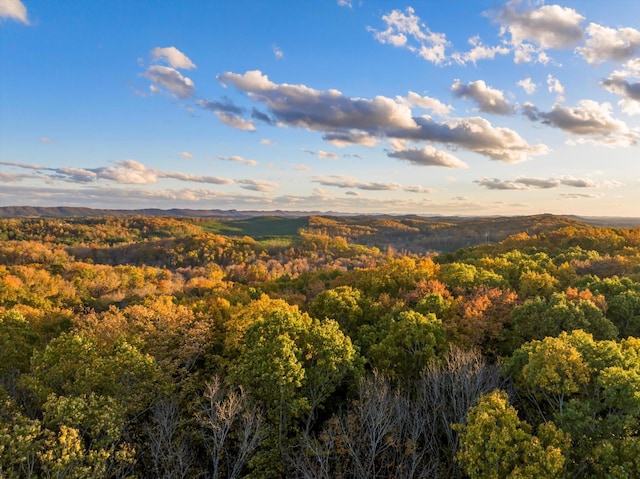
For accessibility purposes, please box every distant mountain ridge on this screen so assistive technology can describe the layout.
[1,206,639,228]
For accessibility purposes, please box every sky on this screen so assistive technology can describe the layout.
[1,0,639,216]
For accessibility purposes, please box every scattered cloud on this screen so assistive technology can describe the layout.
[493,1,585,63]
[451,79,514,115]
[312,175,401,191]
[198,98,244,115]
[317,150,339,160]
[517,77,537,94]
[403,184,433,194]
[577,23,640,65]
[0,0,28,24]
[601,59,640,115]
[237,179,279,192]
[295,164,311,171]
[260,139,275,145]
[523,99,638,146]
[337,0,352,7]
[144,65,195,98]
[388,145,468,168]
[557,193,600,199]
[475,175,598,190]
[547,74,565,101]
[272,45,284,59]
[215,112,256,131]
[217,155,258,166]
[0,159,235,186]
[180,152,193,160]
[451,36,510,65]
[150,46,196,69]
[218,70,548,163]
[39,137,54,143]
[368,7,449,65]
[396,91,453,117]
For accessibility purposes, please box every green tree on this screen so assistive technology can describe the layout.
[456,390,568,479]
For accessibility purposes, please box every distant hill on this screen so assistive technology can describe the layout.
[2,207,639,253]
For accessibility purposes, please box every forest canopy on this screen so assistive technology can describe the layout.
[1,211,639,478]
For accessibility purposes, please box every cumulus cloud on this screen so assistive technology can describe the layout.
[218,69,548,163]
[368,7,450,65]
[577,23,640,65]
[144,65,195,98]
[312,175,401,191]
[217,70,417,131]
[601,59,640,115]
[396,91,453,116]
[337,0,352,7]
[517,77,537,94]
[401,115,549,163]
[388,145,468,168]
[451,36,510,65]
[0,0,28,24]
[523,99,638,146]
[451,79,514,115]
[494,1,585,62]
[151,46,196,69]
[475,175,597,190]
[217,155,258,166]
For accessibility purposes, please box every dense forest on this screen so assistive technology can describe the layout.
[1,212,639,478]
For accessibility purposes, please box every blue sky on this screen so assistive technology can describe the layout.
[1,0,639,216]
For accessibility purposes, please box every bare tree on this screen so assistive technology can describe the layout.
[146,397,195,479]
[197,376,263,479]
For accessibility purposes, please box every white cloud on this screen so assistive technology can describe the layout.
[523,99,638,146]
[517,77,537,94]
[451,79,514,115]
[144,65,195,98]
[150,46,196,69]
[577,23,640,65]
[547,74,566,101]
[337,0,352,7]
[39,137,54,143]
[218,70,416,130]
[601,59,640,115]
[368,7,450,65]
[452,36,510,65]
[215,112,256,131]
[495,1,585,53]
[388,145,468,168]
[260,139,275,145]
[180,151,193,160]
[273,45,284,59]
[218,70,548,163]
[396,91,453,116]
[0,0,28,24]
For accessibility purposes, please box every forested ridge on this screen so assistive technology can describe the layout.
[1,213,639,478]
